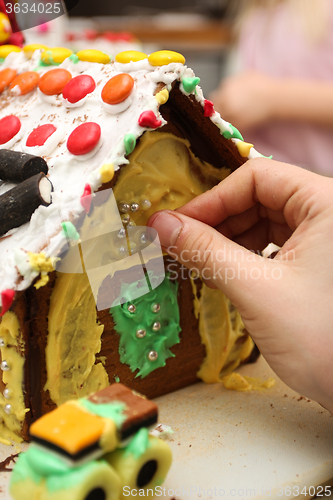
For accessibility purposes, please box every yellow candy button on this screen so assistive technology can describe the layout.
[76,49,111,64]
[236,141,254,158]
[148,50,185,67]
[0,45,21,59]
[156,89,169,105]
[100,163,114,183]
[23,44,49,59]
[115,50,148,64]
[41,47,73,65]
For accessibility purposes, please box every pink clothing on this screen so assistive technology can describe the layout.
[238,2,333,175]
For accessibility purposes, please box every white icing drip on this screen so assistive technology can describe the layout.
[100,91,134,115]
[38,89,60,105]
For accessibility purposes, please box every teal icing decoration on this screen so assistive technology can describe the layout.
[61,221,80,240]
[110,274,181,378]
[79,399,126,428]
[223,124,244,141]
[125,428,150,458]
[69,54,80,64]
[261,154,273,159]
[124,133,136,156]
[114,376,120,383]
[181,77,200,94]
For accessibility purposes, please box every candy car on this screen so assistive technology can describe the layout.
[10,383,172,500]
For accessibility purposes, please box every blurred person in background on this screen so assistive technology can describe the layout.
[210,0,333,176]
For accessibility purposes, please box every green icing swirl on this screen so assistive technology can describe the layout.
[110,274,181,378]
[69,54,80,64]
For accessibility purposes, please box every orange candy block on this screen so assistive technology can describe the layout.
[39,68,72,96]
[30,402,106,456]
[10,71,40,96]
[101,73,134,105]
[0,68,16,94]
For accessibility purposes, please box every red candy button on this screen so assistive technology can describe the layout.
[101,73,134,105]
[9,71,40,96]
[0,68,17,94]
[39,68,72,96]
[63,75,96,104]
[26,124,56,147]
[1,289,15,317]
[0,115,21,145]
[80,183,92,213]
[67,122,101,155]
[204,99,215,117]
[138,110,162,129]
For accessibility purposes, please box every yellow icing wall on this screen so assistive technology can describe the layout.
[0,312,27,443]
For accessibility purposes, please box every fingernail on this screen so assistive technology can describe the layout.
[149,211,184,248]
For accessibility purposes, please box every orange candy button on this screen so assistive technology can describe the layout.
[0,68,16,94]
[101,73,134,105]
[39,68,72,96]
[10,71,40,96]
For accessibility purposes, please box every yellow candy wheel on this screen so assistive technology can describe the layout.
[40,461,121,500]
[106,436,172,497]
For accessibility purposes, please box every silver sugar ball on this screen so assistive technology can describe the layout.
[130,203,140,213]
[141,199,152,210]
[4,404,12,415]
[117,228,126,239]
[148,350,158,361]
[119,202,130,214]
[151,303,161,314]
[3,388,11,399]
[136,329,147,339]
[1,360,10,371]
[152,321,161,332]
[0,338,5,347]
[127,304,136,314]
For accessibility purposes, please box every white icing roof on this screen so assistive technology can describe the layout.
[0,49,262,305]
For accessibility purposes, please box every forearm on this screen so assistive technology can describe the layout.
[270,79,333,127]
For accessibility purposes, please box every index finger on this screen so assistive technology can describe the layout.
[177,157,326,231]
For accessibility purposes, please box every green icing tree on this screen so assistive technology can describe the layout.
[110,274,181,378]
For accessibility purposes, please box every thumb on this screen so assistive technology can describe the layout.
[147,210,284,313]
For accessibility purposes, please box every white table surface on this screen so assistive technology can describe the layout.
[0,356,332,499]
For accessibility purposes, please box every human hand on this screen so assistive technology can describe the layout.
[210,72,277,131]
[147,158,333,414]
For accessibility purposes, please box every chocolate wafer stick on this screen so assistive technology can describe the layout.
[0,150,48,183]
[0,173,53,236]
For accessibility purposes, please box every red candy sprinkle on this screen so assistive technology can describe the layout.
[204,99,215,117]
[67,122,101,155]
[0,115,21,145]
[80,183,92,213]
[1,289,15,317]
[26,124,56,147]
[62,75,96,104]
[138,111,162,129]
